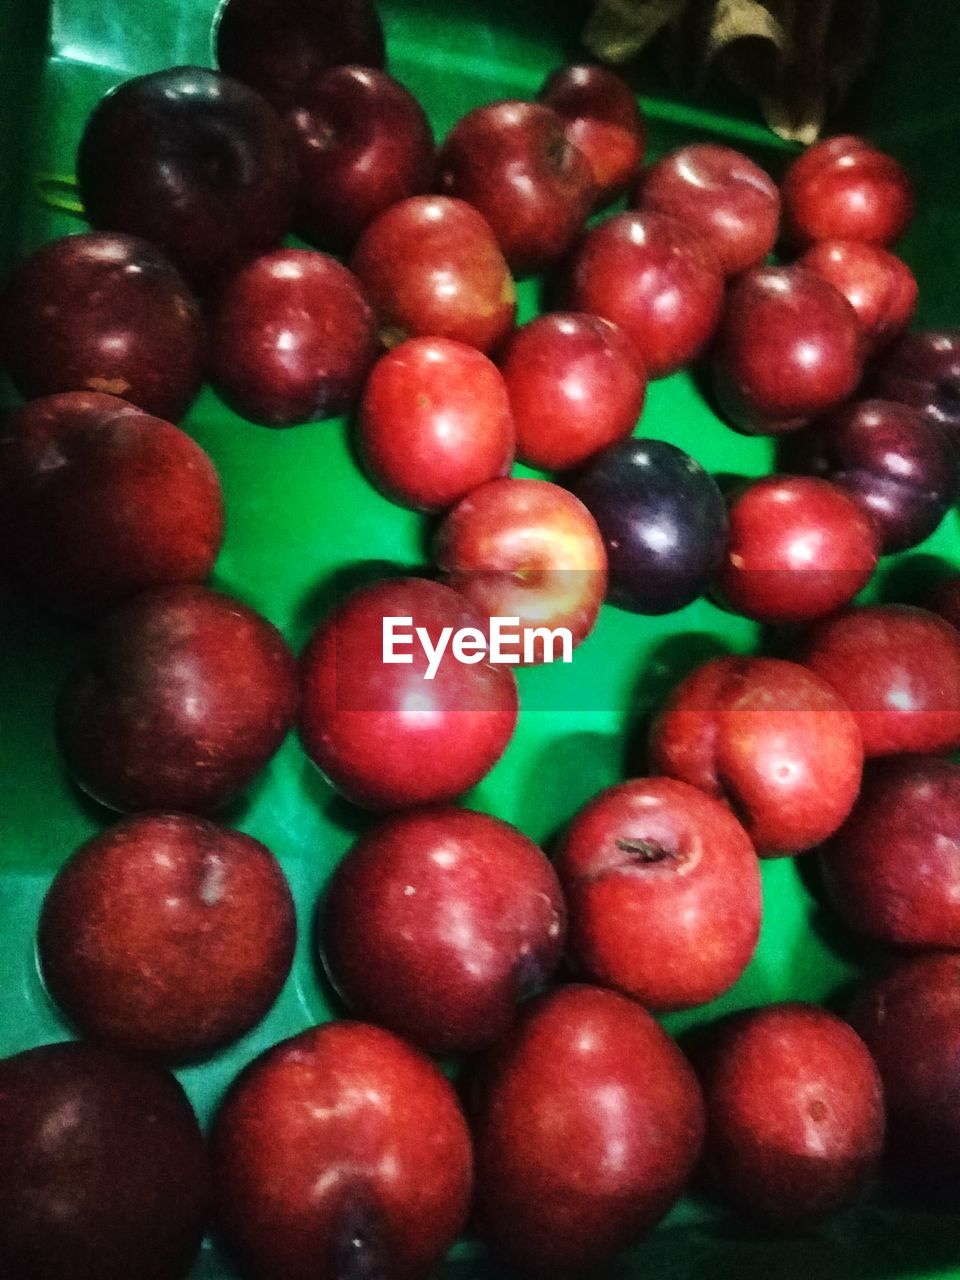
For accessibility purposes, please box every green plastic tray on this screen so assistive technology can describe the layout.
[2,0,960,1275]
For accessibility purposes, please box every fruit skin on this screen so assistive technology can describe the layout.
[850,955,960,1185]
[801,604,960,757]
[472,984,705,1274]
[781,398,957,553]
[500,312,645,471]
[798,240,917,352]
[537,64,646,206]
[288,66,434,252]
[212,1022,472,1280]
[711,264,863,434]
[358,337,514,511]
[568,209,724,378]
[436,100,596,275]
[351,196,517,355]
[820,757,960,948]
[635,142,780,276]
[209,248,378,426]
[0,232,203,421]
[0,391,223,619]
[555,777,761,1010]
[568,438,727,614]
[77,67,296,289]
[38,813,296,1063]
[717,475,879,624]
[0,1041,208,1280]
[299,577,518,811]
[695,1003,885,1225]
[58,583,298,813]
[215,0,385,110]
[322,808,566,1055]
[650,656,864,856]
[782,134,914,248]
[868,327,960,449]
[433,477,608,662]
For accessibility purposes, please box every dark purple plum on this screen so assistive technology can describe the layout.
[0,233,203,421]
[568,439,728,613]
[77,67,296,289]
[781,398,957,552]
[869,329,960,450]
[57,584,298,813]
[0,1041,208,1280]
[215,0,386,110]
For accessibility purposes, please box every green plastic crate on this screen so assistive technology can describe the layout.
[2,0,960,1275]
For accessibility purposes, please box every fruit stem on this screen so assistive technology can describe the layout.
[615,838,673,864]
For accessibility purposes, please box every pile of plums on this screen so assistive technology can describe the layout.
[4,0,960,1275]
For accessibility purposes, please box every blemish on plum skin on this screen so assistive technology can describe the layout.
[86,376,131,397]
